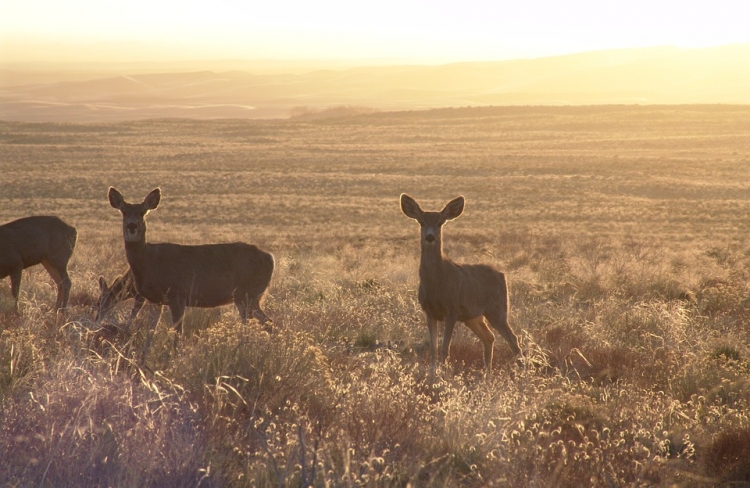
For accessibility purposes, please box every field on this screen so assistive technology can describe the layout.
[2,105,750,486]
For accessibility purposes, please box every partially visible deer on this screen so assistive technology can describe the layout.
[0,216,77,314]
[108,187,274,354]
[96,268,145,321]
[400,194,521,375]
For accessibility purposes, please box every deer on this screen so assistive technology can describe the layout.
[400,194,521,375]
[108,187,274,354]
[0,216,77,315]
[96,268,146,322]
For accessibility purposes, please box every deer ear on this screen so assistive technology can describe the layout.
[441,196,465,221]
[98,276,108,292]
[143,188,161,210]
[400,194,424,221]
[108,187,125,210]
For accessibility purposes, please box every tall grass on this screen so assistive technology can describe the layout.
[3,229,750,486]
[2,107,750,485]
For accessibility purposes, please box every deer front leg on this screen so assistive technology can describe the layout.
[130,294,146,321]
[140,303,163,362]
[234,290,249,324]
[167,295,187,350]
[426,314,439,373]
[441,315,458,365]
[9,267,22,312]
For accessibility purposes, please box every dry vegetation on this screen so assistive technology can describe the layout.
[1,105,750,486]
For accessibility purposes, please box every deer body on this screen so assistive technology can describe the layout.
[108,187,274,343]
[125,239,273,323]
[419,259,505,322]
[0,216,77,312]
[401,194,520,374]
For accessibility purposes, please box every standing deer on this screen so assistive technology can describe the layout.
[108,187,274,352]
[400,194,521,374]
[0,216,77,313]
[96,268,145,321]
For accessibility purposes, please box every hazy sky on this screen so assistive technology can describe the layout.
[2,0,749,63]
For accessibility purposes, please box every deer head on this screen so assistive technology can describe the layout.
[400,194,464,248]
[108,187,161,243]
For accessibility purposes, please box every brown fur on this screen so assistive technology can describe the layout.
[108,187,274,350]
[0,216,77,312]
[400,194,520,374]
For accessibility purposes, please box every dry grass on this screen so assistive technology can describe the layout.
[2,105,750,486]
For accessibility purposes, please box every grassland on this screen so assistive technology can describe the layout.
[1,105,750,486]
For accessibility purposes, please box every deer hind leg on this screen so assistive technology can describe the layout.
[236,288,273,330]
[251,307,272,329]
[249,293,272,330]
[464,316,496,375]
[41,260,71,329]
[486,307,521,355]
[41,258,71,311]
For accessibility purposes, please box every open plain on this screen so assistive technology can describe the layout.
[2,105,750,486]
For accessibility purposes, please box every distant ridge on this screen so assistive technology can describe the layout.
[1,44,749,122]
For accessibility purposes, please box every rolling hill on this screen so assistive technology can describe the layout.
[1,44,749,122]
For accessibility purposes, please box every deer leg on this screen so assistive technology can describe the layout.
[58,272,72,311]
[140,303,162,362]
[169,300,186,333]
[9,267,22,312]
[441,315,458,365]
[130,294,146,321]
[41,259,71,311]
[234,293,248,324]
[426,314,439,373]
[464,316,496,375]
[487,308,521,355]
[168,296,187,350]
[249,295,272,330]
[252,308,272,330]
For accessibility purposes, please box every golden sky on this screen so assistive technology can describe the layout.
[2,0,750,63]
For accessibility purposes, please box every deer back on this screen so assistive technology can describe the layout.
[132,241,273,306]
[419,260,506,322]
[0,216,76,269]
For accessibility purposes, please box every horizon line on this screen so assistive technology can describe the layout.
[3,42,749,71]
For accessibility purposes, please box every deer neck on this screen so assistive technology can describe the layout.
[123,233,148,276]
[419,241,447,281]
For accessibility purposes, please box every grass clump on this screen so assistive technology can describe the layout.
[0,351,205,487]
[0,327,45,399]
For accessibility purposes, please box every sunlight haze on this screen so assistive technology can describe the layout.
[3,0,750,63]
[2,0,749,122]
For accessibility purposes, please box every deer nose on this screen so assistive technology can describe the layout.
[425,234,435,243]
[127,223,138,233]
